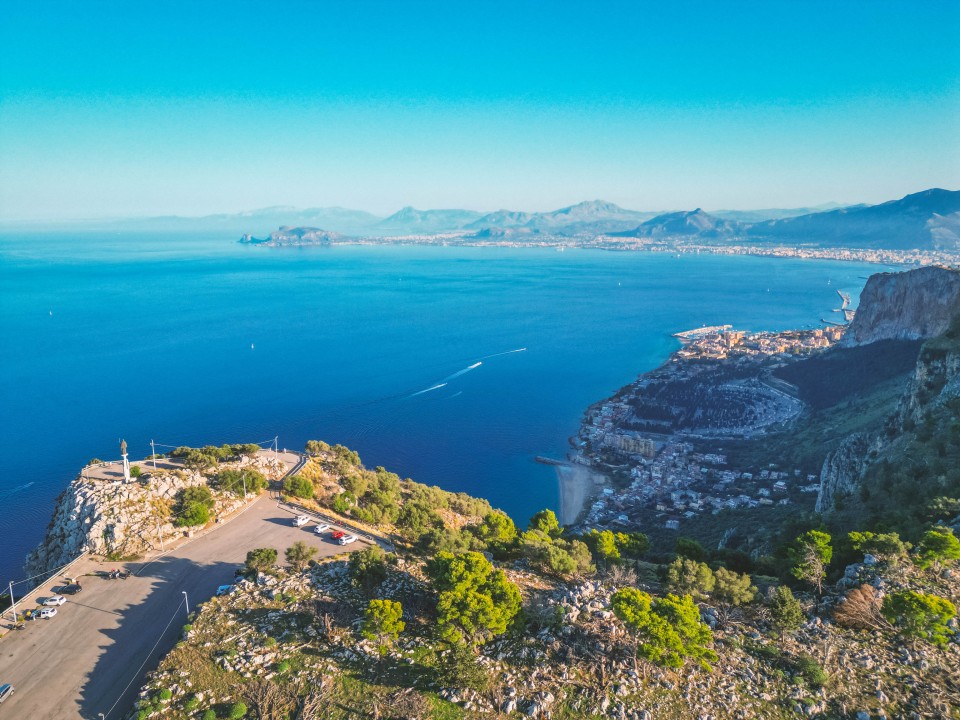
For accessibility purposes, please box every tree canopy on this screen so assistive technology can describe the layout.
[789,530,832,594]
[473,510,518,550]
[769,585,804,640]
[361,599,405,653]
[245,547,278,574]
[882,590,957,647]
[915,525,960,570]
[611,588,717,671]
[665,558,715,600]
[285,540,317,571]
[427,551,521,647]
[349,545,390,594]
[528,509,562,538]
[218,468,268,497]
[282,474,313,500]
[174,485,214,527]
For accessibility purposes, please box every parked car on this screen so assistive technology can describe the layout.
[0,684,13,703]
[330,530,345,540]
[37,608,57,619]
[42,595,66,606]
[60,583,82,595]
[292,515,310,527]
[313,523,331,534]
[339,534,358,546]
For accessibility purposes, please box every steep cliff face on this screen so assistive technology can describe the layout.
[817,318,960,518]
[840,265,960,346]
[815,433,879,513]
[24,454,284,578]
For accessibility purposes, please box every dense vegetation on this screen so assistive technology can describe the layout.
[136,433,960,720]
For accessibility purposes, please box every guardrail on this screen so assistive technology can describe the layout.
[2,551,89,630]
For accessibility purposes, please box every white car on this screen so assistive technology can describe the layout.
[338,534,358,546]
[37,608,57,619]
[292,515,310,527]
[42,595,66,606]
[313,523,331,534]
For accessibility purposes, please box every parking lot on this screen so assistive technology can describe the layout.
[0,495,371,719]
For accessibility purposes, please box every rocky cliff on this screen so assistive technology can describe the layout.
[840,265,960,346]
[239,226,347,246]
[816,282,960,513]
[815,433,880,514]
[24,454,284,579]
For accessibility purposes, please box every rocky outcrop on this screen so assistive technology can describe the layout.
[818,313,960,514]
[895,335,960,427]
[816,433,879,513]
[840,265,960,346]
[24,454,284,579]
[239,226,347,246]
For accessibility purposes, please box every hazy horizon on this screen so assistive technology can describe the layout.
[1,1,959,221]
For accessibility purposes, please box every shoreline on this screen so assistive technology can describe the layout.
[245,235,958,268]
[556,460,607,526]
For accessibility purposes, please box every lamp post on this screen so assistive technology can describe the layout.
[7,581,17,624]
[182,591,189,615]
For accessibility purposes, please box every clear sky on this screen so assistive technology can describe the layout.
[1,0,958,220]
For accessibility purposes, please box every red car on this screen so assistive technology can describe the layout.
[330,530,345,540]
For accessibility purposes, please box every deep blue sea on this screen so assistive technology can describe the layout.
[0,232,883,583]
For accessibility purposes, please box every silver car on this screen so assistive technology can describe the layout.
[43,595,67,606]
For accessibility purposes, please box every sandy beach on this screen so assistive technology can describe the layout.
[556,461,606,525]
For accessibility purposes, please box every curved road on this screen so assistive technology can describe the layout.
[0,493,368,719]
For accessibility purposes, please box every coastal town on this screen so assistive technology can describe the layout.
[569,323,846,540]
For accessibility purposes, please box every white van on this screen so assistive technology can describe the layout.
[338,534,358,546]
[292,515,310,527]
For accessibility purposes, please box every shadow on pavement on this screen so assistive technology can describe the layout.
[78,555,238,720]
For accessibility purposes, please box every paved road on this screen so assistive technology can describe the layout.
[0,495,368,719]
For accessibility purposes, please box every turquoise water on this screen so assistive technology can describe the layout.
[0,233,881,582]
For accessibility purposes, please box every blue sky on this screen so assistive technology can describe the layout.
[1,1,958,220]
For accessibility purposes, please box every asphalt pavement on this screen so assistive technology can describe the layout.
[0,494,367,719]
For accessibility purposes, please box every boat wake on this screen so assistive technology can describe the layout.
[480,347,527,360]
[1,481,35,499]
[442,361,482,382]
[408,382,448,398]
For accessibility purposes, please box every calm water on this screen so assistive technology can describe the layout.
[0,232,881,582]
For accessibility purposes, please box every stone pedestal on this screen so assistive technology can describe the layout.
[122,453,131,483]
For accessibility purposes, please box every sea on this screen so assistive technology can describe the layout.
[0,232,884,583]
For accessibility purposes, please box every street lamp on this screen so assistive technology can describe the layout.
[182,591,189,615]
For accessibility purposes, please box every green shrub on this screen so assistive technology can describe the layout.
[202,710,217,720]
[276,660,291,673]
[174,486,215,527]
[184,695,200,711]
[130,465,142,478]
[157,688,173,701]
[349,545,389,593]
[283,474,314,499]
[218,468,268,497]
[228,701,248,719]
[264,636,278,647]
[244,547,278,574]
[795,654,828,688]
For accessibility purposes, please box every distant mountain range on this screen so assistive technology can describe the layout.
[612,208,742,239]
[7,188,958,252]
[610,189,960,251]
[745,188,960,250]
